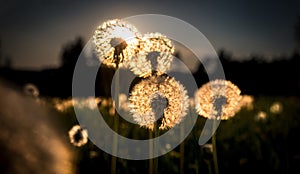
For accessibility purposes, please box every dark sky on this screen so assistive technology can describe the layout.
[0,0,299,69]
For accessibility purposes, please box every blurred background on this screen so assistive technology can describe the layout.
[0,0,300,174]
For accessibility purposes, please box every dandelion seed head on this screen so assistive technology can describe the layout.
[53,98,73,112]
[195,79,242,120]
[93,19,141,68]
[68,125,88,147]
[118,93,130,111]
[23,83,39,98]
[270,102,283,114]
[109,107,115,116]
[256,111,267,121]
[53,97,101,112]
[127,33,174,77]
[165,143,171,150]
[201,143,213,153]
[129,75,189,130]
[239,95,254,110]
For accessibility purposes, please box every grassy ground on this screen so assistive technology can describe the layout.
[53,95,300,174]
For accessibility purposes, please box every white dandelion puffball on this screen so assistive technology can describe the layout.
[129,75,189,130]
[93,19,141,68]
[127,32,175,77]
[68,125,88,147]
[195,79,242,120]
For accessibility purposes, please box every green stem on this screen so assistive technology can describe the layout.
[212,120,219,174]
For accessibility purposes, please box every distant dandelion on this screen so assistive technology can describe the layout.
[100,98,109,107]
[255,111,267,121]
[129,75,189,130]
[109,107,115,116]
[270,102,283,114]
[195,79,242,120]
[53,97,101,112]
[23,83,39,98]
[73,97,101,110]
[201,143,213,162]
[118,93,129,112]
[68,125,88,147]
[93,19,141,68]
[128,32,175,77]
[165,143,172,150]
[239,95,254,110]
[201,143,213,153]
[53,98,73,112]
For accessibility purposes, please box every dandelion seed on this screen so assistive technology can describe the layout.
[194,79,242,120]
[129,75,189,130]
[68,125,88,147]
[127,33,174,77]
[93,19,141,68]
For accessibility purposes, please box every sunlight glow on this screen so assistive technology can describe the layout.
[93,19,141,68]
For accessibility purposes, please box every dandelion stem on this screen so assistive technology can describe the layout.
[207,160,213,174]
[212,120,219,174]
[111,63,119,174]
[180,122,185,174]
[154,124,159,174]
[149,130,154,174]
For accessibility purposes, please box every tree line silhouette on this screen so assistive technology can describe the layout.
[0,35,299,98]
[0,37,299,98]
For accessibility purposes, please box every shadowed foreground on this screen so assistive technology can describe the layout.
[0,79,74,174]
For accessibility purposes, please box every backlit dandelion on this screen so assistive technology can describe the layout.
[255,111,267,121]
[68,125,88,147]
[118,93,130,112]
[53,97,101,112]
[127,33,175,77]
[195,79,242,120]
[270,102,283,114]
[129,75,189,130]
[239,95,254,110]
[93,19,141,68]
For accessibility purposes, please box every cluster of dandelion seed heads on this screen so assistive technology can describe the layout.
[68,125,88,147]
[53,97,101,112]
[93,19,141,68]
[127,32,175,77]
[195,79,242,120]
[129,75,189,130]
